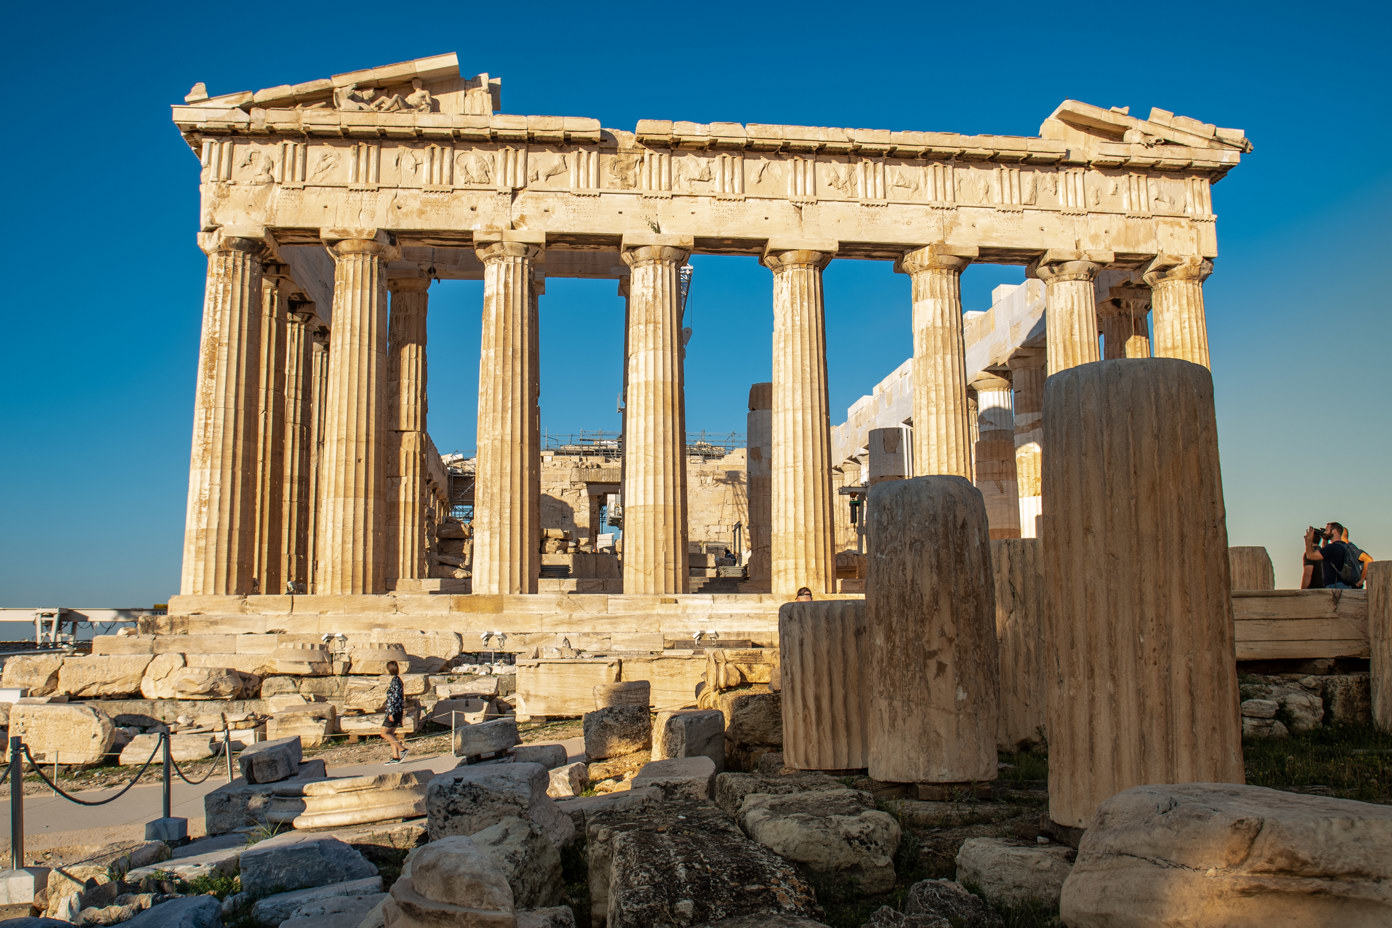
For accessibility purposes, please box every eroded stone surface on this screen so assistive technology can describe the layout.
[239,831,377,896]
[632,756,717,801]
[954,837,1074,909]
[10,703,116,765]
[427,762,575,850]
[471,816,563,909]
[584,705,651,760]
[737,789,900,893]
[382,836,514,928]
[57,656,153,698]
[1,654,64,696]
[238,735,302,784]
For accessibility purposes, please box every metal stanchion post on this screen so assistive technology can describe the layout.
[161,730,172,821]
[144,729,187,845]
[223,719,234,783]
[9,736,23,870]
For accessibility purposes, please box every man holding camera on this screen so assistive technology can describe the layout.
[1303,522,1372,589]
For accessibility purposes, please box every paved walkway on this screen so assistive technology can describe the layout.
[2,736,583,859]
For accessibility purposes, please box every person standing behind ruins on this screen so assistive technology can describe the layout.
[1303,522,1372,589]
[381,661,409,763]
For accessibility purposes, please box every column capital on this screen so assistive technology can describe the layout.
[262,261,294,287]
[387,275,431,293]
[969,370,1012,392]
[1143,255,1213,287]
[1006,348,1046,372]
[197,230,268,258]
[328,236,400,262]
[621,241,691,268]
[761,247,834,273]
[476,240,543,264]
[1105,281,1153,309]
[897,243,977,276]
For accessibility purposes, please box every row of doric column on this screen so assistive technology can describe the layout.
[182,231,1213,599]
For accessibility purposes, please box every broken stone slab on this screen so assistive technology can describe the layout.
[954,837,1074,909]
[427,761,576,850]
[266,769,430,829]
[119,733,214,766]
[713,771,846,816]
[632,756,718,801]
[248,875,383,927]
[56,655,153,698]
[554,787,662,834]
[1060,783,1392,927]
[472,816,564,909]
[723,692,782,772]
[603,803,821,928]
[126,834,245,883]
[587,750,649,786]
[738,788,901,894]
[118,895,222,928]
[584,705,652,760]
[455,717,520,757]
[547,762,588,799]
[0,654,64,696]
[593,681,651,709]
[9,703,116,765]
[429,696,494,727]
[382,836,514,928]
[280,891,388,928]
[204,759,328,835]
[653,708,725,770]
[238,735,302,783]
[239,831,378,896]
[513,742,569,769]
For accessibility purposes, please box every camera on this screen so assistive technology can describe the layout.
[1308,526,1328,540]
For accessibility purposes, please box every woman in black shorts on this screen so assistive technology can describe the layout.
[381,660,408,763]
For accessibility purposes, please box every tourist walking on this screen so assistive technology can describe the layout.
[381,661,408,763]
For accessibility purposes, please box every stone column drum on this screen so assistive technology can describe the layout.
[1369,562,1391,733]
[387,276,430,585]
[1228,546,1275,590]
[746,382,773,588]
[621,240,691,595]
[472,238,542,595]
[1030,255,1105,376]
[779,599,870,770]
[764,248,836,596]
[900,245,974,478]
[992,538,1046,752]
[866,476,999,783]
[279,306,314,592]
[1042,359,1243,829]
[305,326,329,590]
[252,264,290,596]
[1145,256,1213,369]
[314,234,398,595]
[181,234,265,596]
[971,372,1020,539]
[1008,351,1045,539]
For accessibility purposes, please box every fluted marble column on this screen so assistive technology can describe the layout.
[305,327,329,591]
[314,234,398,595]
[899,245,975,478]
[280,306,314,593]
[1099,283,1152,360]
[472,237,542,595]
[621,240,690,595]
[971,371,1020,539]
[1145,256,1214,368]
[387,276,431,585]
[764,247,836,597]
[746,382,773,589]
[1029,254,1107,376]
[1008,350,1045,539]
[252,264,290,596]
[181,234,266,596]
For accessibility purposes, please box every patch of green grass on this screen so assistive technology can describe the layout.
[1243,722,1392,804]
[174,870,241,899]
[997,750,1049,785]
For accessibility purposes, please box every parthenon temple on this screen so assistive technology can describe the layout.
[166,52,1247,641]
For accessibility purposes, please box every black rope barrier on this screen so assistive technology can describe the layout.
[21,739,162,806]
[170,738,228,786]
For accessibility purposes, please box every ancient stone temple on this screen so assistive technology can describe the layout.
[167,52,1247,640]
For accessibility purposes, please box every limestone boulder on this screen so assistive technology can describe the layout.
[119,733,215,766]
[901,879,1003,927]
[10,703,116,765]
[472,816,564,908]
[382,836,514,928]
[238,735,302,783]
[1279,690,1324,732]
[281,891,388,928]
[1,654,65,696]
[513,743,569,769]
[724,692,782,771]
[140,653,186,698]
[654,709,725,770]
[713,772,845,816]
[737,788,900,894]
[455,717,520,757]
[1060,783,1392,927]
[632,756,718,801]
[954,837,1074,909]
[239,831,378,896]
[1243,716,1290,738]
[427,762,576,850]
[584,705,651,760]
[249,876,383,926]
[56,655,152,698]
[547,762,588,798]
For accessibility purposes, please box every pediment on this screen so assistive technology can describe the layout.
[180,53,500,117]
[1042,100,1251,153]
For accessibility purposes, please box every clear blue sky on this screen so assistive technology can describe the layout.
[1,1,1388,606]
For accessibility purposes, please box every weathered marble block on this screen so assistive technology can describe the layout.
[865,476,999,784]
[778,599,869,770]
[1043,359,1242,829]
[1229,545,1275,590]
[238,735,302,783]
